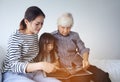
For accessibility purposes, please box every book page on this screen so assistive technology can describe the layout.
[46,67,93,79]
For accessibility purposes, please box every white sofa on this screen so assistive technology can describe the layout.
[0,46,120,82]
[0,46,6,82]
[90,59,120,82]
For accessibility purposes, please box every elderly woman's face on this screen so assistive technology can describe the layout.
[58,26,71,36]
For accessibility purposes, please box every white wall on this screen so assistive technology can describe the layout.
[0,0,120,60]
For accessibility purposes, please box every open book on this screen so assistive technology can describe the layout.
[46,67,93,79]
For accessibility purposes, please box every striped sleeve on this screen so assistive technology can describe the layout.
[5,35,28,73]
[4,31,39,73]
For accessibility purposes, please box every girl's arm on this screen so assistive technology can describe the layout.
[52,59,60,67]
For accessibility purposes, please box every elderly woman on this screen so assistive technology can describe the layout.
[52,13,111,82]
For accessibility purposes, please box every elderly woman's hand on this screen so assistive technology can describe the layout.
[82,60,90,70]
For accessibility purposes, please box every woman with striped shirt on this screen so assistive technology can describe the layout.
[2,6,61,82]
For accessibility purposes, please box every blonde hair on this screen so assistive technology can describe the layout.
[57,13,74,27]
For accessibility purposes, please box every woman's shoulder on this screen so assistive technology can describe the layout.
[51,30,58,35]
[70,31,79,36]
[8,30,25,44]
[9,30,21,39]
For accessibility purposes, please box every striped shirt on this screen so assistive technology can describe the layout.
[3,30,39,73]
[52,30,90,68]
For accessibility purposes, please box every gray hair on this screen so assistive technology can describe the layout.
[57,13,74,27]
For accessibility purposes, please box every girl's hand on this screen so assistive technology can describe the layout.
[52,60,60,67]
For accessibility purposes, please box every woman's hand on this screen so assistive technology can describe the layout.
[82,60,90,70]
[82,52,90,70]
[26,62,59,73]
[40,62,59,73]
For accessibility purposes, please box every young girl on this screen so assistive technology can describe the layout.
[2,6,61,82]
[34,32,59,68]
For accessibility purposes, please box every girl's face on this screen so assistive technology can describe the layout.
[46,43,54,52]
[25,15,44,34]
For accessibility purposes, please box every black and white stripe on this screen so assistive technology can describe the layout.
[3,30,39,73]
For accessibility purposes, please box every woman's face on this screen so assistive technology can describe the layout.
[46,43,54,52]
[25,15,44,34]
[58,26,71,36]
